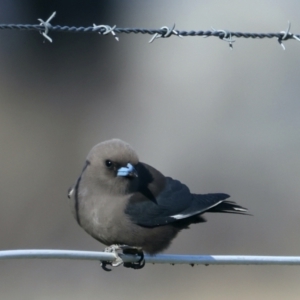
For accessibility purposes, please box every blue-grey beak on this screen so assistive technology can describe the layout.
[117,163,138,178]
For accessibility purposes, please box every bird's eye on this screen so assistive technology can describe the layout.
[105,160,113,168]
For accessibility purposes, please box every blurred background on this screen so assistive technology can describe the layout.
[0,0,300,299]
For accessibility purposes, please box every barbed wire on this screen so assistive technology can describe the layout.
[1,250,300,267]
[0,11,300,49]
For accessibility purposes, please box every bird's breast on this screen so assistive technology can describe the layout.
[74,190,135,245]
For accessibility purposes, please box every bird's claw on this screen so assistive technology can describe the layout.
[100,244,124,271]
[100,245,145,271]
[123,247,145,270]
[100,261,112,271]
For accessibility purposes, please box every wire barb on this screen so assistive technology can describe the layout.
[93,24,119,41]
[211,27,235,49]
[37,11,56,43]
[278,21,300,50]
[149,24,183,43]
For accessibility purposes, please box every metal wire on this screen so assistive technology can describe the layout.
[1,249,300,266]
[0,11,300,49]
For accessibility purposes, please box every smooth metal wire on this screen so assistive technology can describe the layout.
[1,250,300,266]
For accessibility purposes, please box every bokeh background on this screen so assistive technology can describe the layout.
[0,1,300,299]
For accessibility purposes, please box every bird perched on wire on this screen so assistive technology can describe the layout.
[68,139,248,270]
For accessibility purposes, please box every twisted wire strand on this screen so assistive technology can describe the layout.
[0,24,298,40]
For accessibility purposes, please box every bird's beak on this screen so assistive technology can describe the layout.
[117,163,138,178]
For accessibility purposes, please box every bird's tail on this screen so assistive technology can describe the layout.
[207,200,249,215]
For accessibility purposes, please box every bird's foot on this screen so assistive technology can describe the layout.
[100,244,124,271]
[100,245,145,271]
[122,246,145,270]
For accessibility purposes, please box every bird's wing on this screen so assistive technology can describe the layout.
[125,171,231,227]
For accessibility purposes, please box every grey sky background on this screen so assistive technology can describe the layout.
[0,1,300,299]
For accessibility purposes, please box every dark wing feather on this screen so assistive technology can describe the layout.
[170,193,230,220]
[125,163,248,227]
[126,176,195,227]
[206,200,249,215]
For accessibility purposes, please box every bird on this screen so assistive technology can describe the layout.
[68,139,248,270]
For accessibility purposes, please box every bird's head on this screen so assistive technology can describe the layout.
[85,139,139,194]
